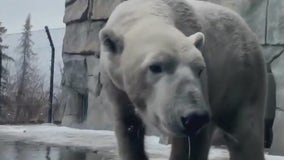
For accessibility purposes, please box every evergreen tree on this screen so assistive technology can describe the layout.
[16,14,36,98]
[0,22,13,101]
[15,14,39,122]
[14,14,47,123]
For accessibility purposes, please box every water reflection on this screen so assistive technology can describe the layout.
[0,141,113,160]
[59,150,86,160]
[46,147,51,160]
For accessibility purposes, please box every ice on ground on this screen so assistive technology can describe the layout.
[0,124,282,160]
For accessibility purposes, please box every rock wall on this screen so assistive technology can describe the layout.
[62,0,284,155]
[61,0,125,130]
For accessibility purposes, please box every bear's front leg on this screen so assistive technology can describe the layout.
[114,108,147,160]
[103,77,148,160]
[170,137,189,160]
[223,103,265,160]
[189,124,215,160]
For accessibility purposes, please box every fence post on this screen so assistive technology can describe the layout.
[45,26,55,123]
[0,49,2,93]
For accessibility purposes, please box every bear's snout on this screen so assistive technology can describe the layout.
[181,111,210,136]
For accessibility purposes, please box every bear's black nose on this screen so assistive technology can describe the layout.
[181,111,210,136]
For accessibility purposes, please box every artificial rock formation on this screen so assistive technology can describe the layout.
[61,0,125,130]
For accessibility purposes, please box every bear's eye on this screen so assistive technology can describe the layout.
[197,67,204,77]
[104,38,117,53]
[198,69,202,77]
[149,64,163,74]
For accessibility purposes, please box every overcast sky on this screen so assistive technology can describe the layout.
[0,0,65,34]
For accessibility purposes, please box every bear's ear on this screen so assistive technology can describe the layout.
[100,29,124,55]
[188,32,205,50]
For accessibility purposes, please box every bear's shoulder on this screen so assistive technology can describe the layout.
[106,0,248,37]
[161,0,248,35]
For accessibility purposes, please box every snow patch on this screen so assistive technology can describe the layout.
[0,124,283,160]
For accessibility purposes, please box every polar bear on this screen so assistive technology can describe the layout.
[98,0,267,160]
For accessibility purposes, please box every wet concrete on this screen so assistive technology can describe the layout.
[0,141,116,160]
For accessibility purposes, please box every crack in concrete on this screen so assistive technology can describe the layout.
[268,49,284,64]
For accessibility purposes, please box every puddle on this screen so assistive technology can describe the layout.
[0,141,115,160]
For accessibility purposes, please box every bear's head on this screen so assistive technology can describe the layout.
[99,19,210,136]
